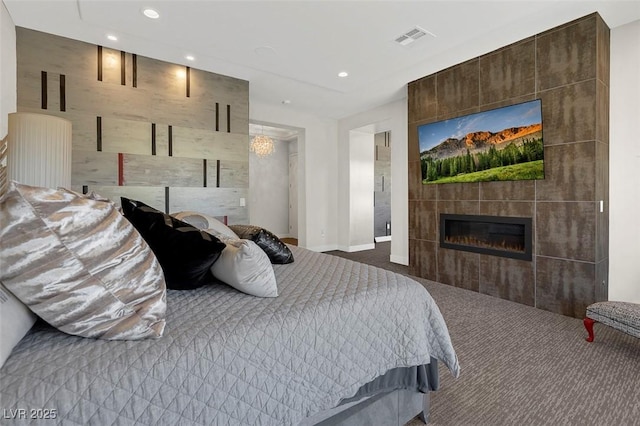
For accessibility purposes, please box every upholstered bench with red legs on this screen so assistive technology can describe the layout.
[584,301,640,342]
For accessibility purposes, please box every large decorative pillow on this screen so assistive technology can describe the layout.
[210,239,278,298]
[229,225,294,264]
[172,210,239,239]
[0,182,166,340]
[121,198,226,290]
[0,283,37,368]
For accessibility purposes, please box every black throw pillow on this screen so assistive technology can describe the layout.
[228,225,294,264]
[121,197,226,290]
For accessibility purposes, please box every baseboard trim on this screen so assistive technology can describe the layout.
[345,243,375,252]
[390,255,409,266]
[374,236,392,242]
[309,244,339,252]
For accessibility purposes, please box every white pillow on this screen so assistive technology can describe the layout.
[210,239,278,298]
[172,211,239,239]
[0,283,37,368]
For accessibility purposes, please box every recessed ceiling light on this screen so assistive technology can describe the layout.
[338,71,349,78]
[143,8,160,19]
[185,55,195,61]
[107,34,118,41]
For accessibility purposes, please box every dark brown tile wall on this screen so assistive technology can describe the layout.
[408,76,437,124]
[437,248,480,292]
[479,38,536,104]
[410,200,437,241]
[479,256,535,306]
[596,81,610,144]
[407,13,609,318]
[536,201,596,262]
[536,257,596,318]
[596,17,611,87]
[479,201,534,222]
[538,81,597,144]
[480,180,535,201]
[535,142,596,202]
[595,260,609,302]
[536,15,597,90]
[409,239,438,282]
[436,59,479,116]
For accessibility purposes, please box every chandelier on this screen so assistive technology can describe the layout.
[250,134,275,158]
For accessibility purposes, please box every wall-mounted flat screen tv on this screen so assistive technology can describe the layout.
[419,99,544,184]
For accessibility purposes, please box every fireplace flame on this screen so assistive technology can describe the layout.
[444,235,525,253]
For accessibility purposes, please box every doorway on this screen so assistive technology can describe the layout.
[248,122,299,240]
[374,131,391,242]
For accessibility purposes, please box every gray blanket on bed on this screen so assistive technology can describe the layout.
[0,246,459,425]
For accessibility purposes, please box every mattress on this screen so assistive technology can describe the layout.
[0,245,459,425]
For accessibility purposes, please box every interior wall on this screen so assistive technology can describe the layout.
[609,19,640,303]
[407,13,609,318]
[249,137,290,236]
[338,99,409,264]
[288,140,299,238]
[15,28,250,223]
[0,1,16,138]
[4,6,635,287]
[348,129,374,250]
[250,99,338,252]
[374,131,391,239]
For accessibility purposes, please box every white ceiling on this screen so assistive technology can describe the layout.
[249,123,298,141]
[5,1,640,120]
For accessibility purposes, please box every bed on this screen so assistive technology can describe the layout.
[0,183,459,425]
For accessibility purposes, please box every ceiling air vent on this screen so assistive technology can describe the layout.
[394,26,435,46]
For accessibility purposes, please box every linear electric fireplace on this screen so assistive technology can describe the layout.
[440,214,532,261]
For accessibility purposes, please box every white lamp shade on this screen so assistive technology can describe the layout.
[7,112,72,189]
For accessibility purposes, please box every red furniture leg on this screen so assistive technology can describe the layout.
[584,317,596,342]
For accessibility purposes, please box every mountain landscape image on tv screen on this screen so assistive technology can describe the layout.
[419,99,544,184]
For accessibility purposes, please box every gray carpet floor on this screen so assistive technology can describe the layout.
[325,243,640,426]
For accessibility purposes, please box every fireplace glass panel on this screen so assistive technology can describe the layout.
[440,214,532,260]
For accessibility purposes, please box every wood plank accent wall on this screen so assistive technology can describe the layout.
[16,28,249,223]
[407,13,610,318]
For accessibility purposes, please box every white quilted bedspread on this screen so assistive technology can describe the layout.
[0,246,459,425]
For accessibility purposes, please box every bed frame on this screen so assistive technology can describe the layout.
[302,360,438,425]
[304,389,429,426]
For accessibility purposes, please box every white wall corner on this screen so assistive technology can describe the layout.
[337,99,409,267]
[346,243,376,253]
[306,244,340,253]
[609,19,640,303]
[390,255,409,266]
[249,100,339,251]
